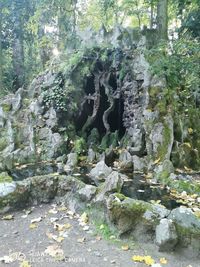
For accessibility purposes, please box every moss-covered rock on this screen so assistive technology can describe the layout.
[0,172,13,183]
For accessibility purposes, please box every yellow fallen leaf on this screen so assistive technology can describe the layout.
[48,209,58,214]
[58,206,68,212]
[121,245,129,251]
[144,256,155,266]
[132,255,155,266]
[184,166,192,172]
[188,128,193,134]
[80,212,89,224]
[132,255,144,262]
[153,157,161,164]
[54,223,71,231]
[20,260,31,267]
[184,142,191,148]
[160,257,168,264]
[29,223,37,229]
[45,244,64,259]
[194,211,200,218]
[2,214,14,220]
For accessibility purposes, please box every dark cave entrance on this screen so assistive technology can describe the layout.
[75,72,126,140]
[107,98,126,138]
[89,85,109,136]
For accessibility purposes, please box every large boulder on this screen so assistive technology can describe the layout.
[155,218,178,251]
[107,194,167,241]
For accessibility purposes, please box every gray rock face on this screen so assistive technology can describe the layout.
[89,160,112,185]
[0,182,16,197]
[87,148,96,163]
[64,153,78,172]
[155,159,174,175]
[155,218,178,251]
[119,150,133,172]
[132,155,146,171]
[104,171,124,193]
[169,206,200,232]
[78,185,97,202]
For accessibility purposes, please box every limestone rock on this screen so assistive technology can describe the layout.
[89,160,112,185]
[169,206,200,233]
[94,171,125,204]
[78,185,97,202]
[155,218,178,251]
[64,153,78,172]
[87,148,96,163]
[132,155,146,171]
[0,182,16,197]
[119,150,133,172]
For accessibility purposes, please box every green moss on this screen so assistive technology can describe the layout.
[0,136,8,151]
[114,193,127,201]
[0,172,13,183]
[112,195,152,216]
[2,103,11,112]
[100,131,119,150]
[73,137,86,155]
[157,123,171,160]
[175,223,200,237]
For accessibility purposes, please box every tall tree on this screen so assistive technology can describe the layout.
[0,3,3,91]
[157,0,168,39]
[12,0,25,89]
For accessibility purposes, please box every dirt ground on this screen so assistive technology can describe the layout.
[0,203,199,267]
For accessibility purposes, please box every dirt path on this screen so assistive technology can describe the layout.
[0,204,199,267]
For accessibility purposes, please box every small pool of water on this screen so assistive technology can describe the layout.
[121,172,181,210]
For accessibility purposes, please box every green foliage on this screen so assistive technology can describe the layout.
[42,75,68,111]
[73,137,86,155]
[146,37,200,98]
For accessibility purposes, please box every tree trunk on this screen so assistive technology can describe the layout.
[0,4,3,91]
[157,0,168,40]
[12,1,25,90]
[150,0,154,29]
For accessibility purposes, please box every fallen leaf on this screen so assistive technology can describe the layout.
[31,217,42,223]
[80,212,89,224]
[48,209,58,214]
[153,157,161,164]
[160,257,168,264]
[2,214,14,220]
[29,223,37,229]
[54,223,71,231]
[121,245,129,251]
[58,206,68,212]
[45,244,64,259]
[132,255,144,262]
[83,225,89,231]
[132,255,155,266]
[20,260,32,267]
[188,128,193,134]
[77,237,86,243]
